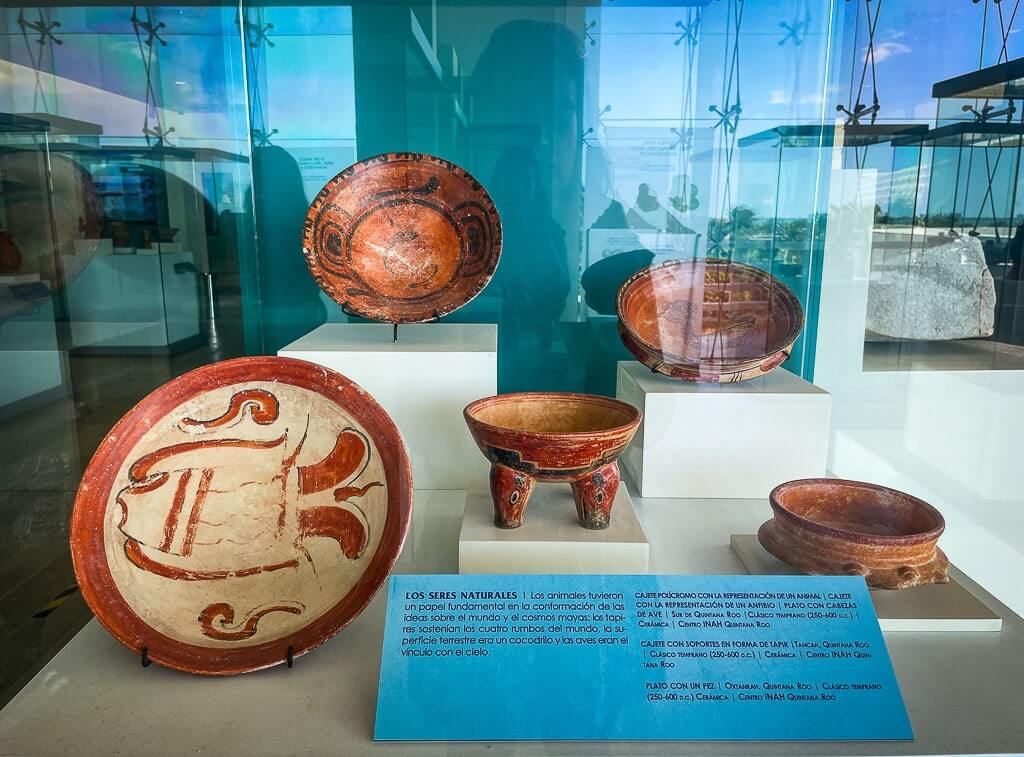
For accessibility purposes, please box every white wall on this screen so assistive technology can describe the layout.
[815,162,1024,616]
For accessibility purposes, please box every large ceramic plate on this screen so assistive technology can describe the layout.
[617,258,804,383]
[303,152,502,323]
[70,357,412,675]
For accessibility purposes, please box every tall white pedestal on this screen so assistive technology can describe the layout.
[279,323,496,490]
[458,485,649,574]
[616,361,831,499]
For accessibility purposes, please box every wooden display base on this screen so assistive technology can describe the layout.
[730,534,1001,632]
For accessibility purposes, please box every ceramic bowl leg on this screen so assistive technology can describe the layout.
[490,464,535,529]
[571,463,619,530]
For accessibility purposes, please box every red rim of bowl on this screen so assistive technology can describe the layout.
[464,392,642,442]
[616,258,805,371]
[768,478,945,547]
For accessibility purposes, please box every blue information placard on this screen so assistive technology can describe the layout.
[374,574,913,742]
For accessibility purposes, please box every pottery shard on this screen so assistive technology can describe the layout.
[866,235,996,341]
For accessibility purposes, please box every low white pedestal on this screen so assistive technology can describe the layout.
[730,534,1001,632]
[459,484,649,574]
[63,252,200,349]
[616,361,831,499]
[279,323,497,490]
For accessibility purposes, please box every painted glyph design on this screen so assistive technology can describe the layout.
[302,153,502,322]
[103,381,387,648]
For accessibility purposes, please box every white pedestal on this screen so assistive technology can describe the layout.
[458,484,649,574]
[279,323,497,490]
[730,534,1001,632]
[616,361,831,499]
[63,253,200,349]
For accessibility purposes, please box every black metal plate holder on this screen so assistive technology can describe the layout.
[339,302,444,343]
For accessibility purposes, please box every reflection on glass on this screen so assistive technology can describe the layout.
[3,0,1024,706]
[862,58,1024,371]
[0,5,252,704]
[0,0,926,704]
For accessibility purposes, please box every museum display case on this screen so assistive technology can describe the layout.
[3,1,1024,755]
[0,134,250,353]
[866,61,1024,369]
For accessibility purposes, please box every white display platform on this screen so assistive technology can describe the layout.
[2,490,1022,756]
[459,484,649,574]
[62,252,201,349]
[0,282,67,416]
[730,534,1001,632]
[616,361,831,499]
[279,323,497,490]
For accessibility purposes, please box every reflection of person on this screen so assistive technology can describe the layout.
[250,146,326,351]
[576,143,656,391]
[626,182,695,234]
[580,143,655,316]
[589,145,626,230]
[580,248,654,316]
[488,145,568,351]
[469,20,582,380]
[626,183,660,230]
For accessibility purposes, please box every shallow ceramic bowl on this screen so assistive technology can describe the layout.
[758,478,949,590]
[464,393,641,530]
[303,152,501,323]
[617,258,804,383]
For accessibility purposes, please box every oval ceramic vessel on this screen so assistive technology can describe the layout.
[464,392,641,530]
[617,258,804,383]
[303,152,502,323]
[70,356,412,674]
[759,478,949,590]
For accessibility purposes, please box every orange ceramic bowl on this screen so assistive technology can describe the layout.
[617,258,804,383]
[759,478,949,590]
[464,392,641,530]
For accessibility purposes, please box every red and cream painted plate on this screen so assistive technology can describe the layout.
[70,357,412,675]
[302,152,502,323]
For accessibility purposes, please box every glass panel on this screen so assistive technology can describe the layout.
[5,0,1024,714]
[822,0,1024,612]
[0,5,252,702]
[0,0,844,701]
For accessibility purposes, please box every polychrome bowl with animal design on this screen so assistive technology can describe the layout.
[303,152,501,323]
[759,478,949,590]
[70,356,412,674]
[617,258,804,383]
[464,392,641,530]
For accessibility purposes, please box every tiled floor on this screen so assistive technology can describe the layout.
[0,300,245,707]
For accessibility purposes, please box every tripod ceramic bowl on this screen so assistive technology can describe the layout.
[759,478,949,590]
[464,393,641,530]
